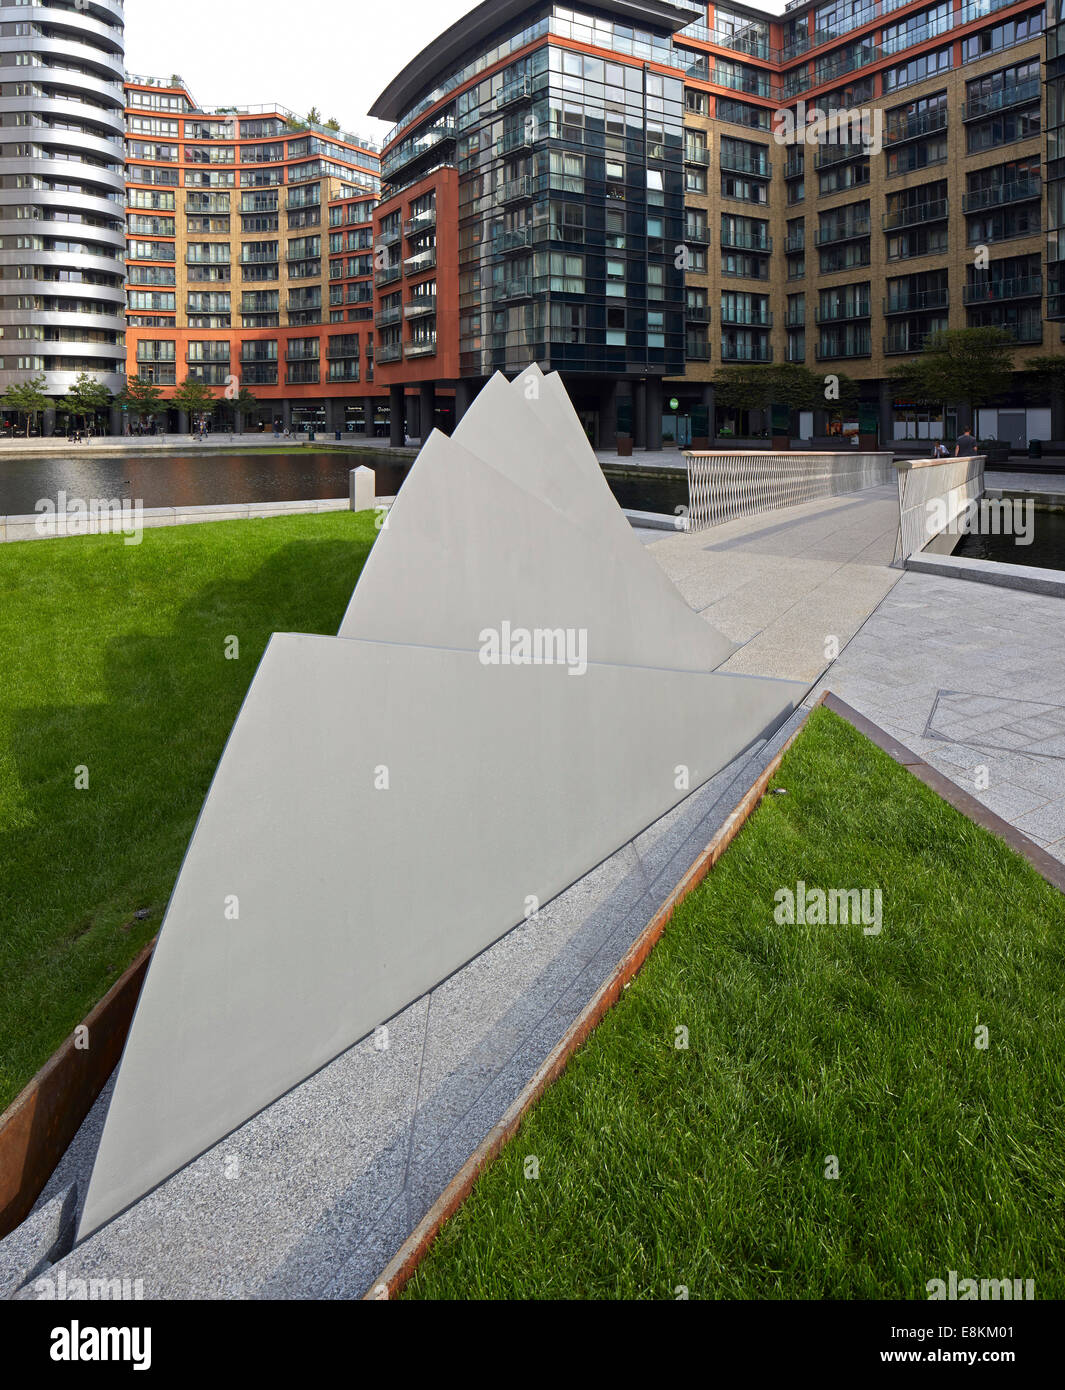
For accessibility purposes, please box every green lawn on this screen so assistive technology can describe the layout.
[405,709,1065,1300]
[0,512,377,1111]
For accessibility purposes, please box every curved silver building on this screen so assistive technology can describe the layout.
[0,0,126,413]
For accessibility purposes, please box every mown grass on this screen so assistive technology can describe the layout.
[405,709,1065,1300]
[0,511,377,1111]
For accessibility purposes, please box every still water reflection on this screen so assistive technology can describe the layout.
[0,449,692,520]
[0,450,411,518]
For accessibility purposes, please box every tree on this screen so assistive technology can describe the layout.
[712,364,777,415]
[306,106,322,126]
[57,371,112,434]
[2,373,50,436]
[713,363,858,420]
[117,375,165,426]
[325,117,341,133]
[173,377,219,429]
[1020,354,1065,404]
[225,384,258,431]
[888,327,1015,428]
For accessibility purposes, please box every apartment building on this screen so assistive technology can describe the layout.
[4,0,1055,445]
[122,75,381,431]
[367,0,1056,448]
[0,0,127,421]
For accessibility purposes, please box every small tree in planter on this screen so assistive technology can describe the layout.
[117,375,166,430]
[173,377,220,433]
[1,373,50,436]
[57,371,112,435]
[889,327,1015,441]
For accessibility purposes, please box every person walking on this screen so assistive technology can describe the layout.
[955,428,978,457]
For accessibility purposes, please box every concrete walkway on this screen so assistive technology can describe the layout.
[646,483,904,681]
[811,572,1065,865]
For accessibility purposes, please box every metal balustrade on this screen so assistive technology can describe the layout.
[685,451,896,533]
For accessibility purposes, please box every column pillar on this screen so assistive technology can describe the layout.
[178,410,190,435]
[389,384,406,447]
[701,384,716,444]
[361,398,373,435]
[956,402,973,433]
[419,381,436,441]
[281,400,292,431]
[1051,385,1065,443]
[634,379,648,450]
[599,380,618,451]
[878,379,893,448]
[453,378,476,428]
[110,406,123,437]
[646,378,663,451]
[43,407,56,438]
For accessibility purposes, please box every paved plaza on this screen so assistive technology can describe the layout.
[642,472,1065,864]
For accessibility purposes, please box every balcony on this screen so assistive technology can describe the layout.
[685,338,711,361]
[815,343,871,360]
[684,223,710,246]
[381,121,456,180]
[785,233,805,252]
[963,275,1042,304]
[495,226,535,254]
[685,304,710,322]
[404,248,436,276]
[495,276,534,303]
[719,152,770,178]
[813,144,867,170]
[720,342,772,363]
[962,179,1041,213]
[815,220,870,245]
[683,146,711,167]
[882,198,948,230]
[963,80,1041,122]
[375,264,401,287]
[375,306,401,328]
[884,330,938,355]
[376,343,402,364]
[720,229,772,252]
[404,209,436,237]
[405,336,437,358]
[376,226,402,248]
[497,129,538,155]
[405,296,437,318]
[884,108,948,145]
[815,304,871,323]
[884,288,949,314]
[721,309,773,327]
[784,156,805,179]
[495,76,532,109]
[497,175,534,205]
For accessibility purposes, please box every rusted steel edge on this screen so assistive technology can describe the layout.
[364,698,823,1300]
[0,940,156,1240]
[822,693,1065,896]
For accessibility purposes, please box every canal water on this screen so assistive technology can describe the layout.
[952,509,1065,573]
[0,449,690,518]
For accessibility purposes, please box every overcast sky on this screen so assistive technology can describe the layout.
[125,0,501,141]
[125,0,781,142]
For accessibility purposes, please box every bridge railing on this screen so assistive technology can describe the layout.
[683,451,896,533]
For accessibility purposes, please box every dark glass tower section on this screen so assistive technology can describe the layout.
[455,36,686,389]
[1047,5,1065,320]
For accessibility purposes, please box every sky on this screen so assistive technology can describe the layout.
[124,0,782,143]
[125,0,490,142]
